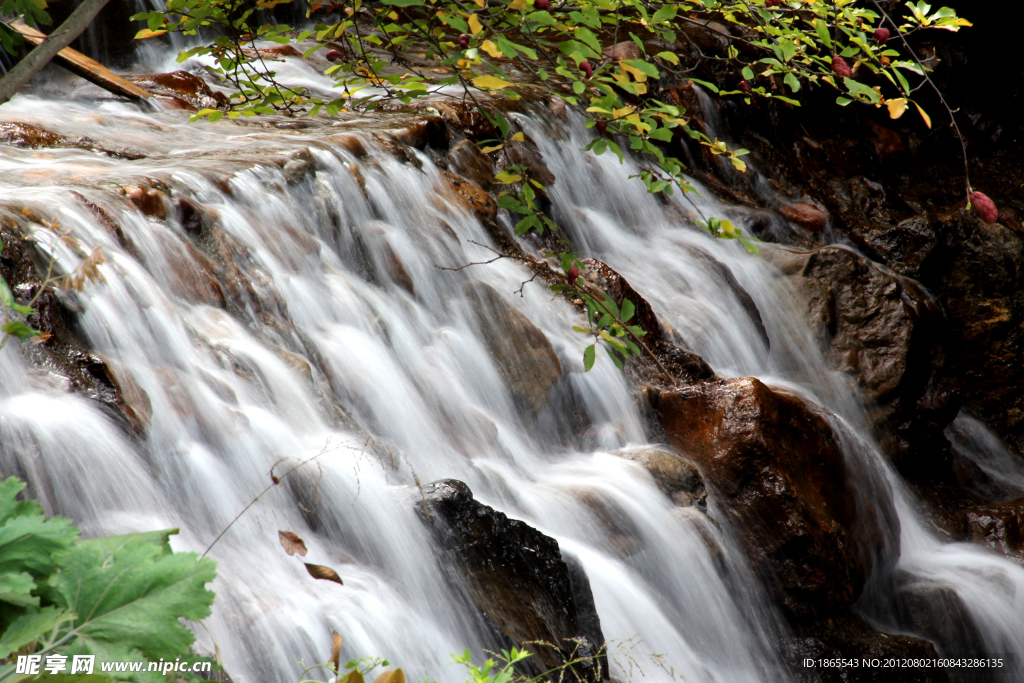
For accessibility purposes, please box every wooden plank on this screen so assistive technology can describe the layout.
[10,20,153,102]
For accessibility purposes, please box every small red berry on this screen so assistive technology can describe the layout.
[580,61,593,78]
[857,17,864,27]
[458,34,470,49]
[765,0,782,7]
[535,0,550,10]
[831,56,853,79]
[325,49,342,62]
[874,27,890,43]
[567,265,579,286]
[595,120,607,136]
[738,80,750,92]
[969,191,998,224]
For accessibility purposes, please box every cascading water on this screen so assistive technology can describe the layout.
[2,48,1023,683]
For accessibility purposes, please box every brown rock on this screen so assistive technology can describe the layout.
[448,140,494,190]
[465,282,561,412]
[416,479,605,678]
[580,258,667,342]
[126,71,228,110]
[439,170,498,222]
[965,498,1024,558]
[125,185,168,219]
[779,202,828,233]
[602,41,642,61]
[765,245,960,481]
[392,116,449,151]
[654,377,893,620]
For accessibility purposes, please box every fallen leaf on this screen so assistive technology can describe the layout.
[305,563,344,585]
[330,631,343,672]
[472,74,513,90]
[279,530,308,556]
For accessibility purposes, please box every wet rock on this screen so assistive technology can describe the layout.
[964,498,1024,558]
[125,185,169,220]
[322,133,369,158]
[781,613,949,683]
[653,377,891,620]
[465,282,561,412]
[392,116,449,152]
[448,139,494,190]
[780,202,828,233]
[765,245,961,481]
[97,357,152,433]
[0,122,143,159]
[613,447,706,507]
[439,170,498,223]
[416,479,605,677]
[126,71,228,111]
[886,575,988,663]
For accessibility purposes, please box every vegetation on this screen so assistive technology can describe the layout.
[0,476,217,682]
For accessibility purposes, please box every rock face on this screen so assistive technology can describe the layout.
[465,282,562,412]
[964,498,1024,558]
[612,447,706,508]
[766,245,961,481]
[417,480,605,677]
[654,377,893,620]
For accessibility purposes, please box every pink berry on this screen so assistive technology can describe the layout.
[832,56,853,79]
[969,191,998,224]
[580,61,593,78]
[458,34,469,49]
[874,27,890,43]
[567,265,579,286]
[535,0,550,10]
[325,49,342,62]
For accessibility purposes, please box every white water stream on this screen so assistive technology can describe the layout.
[2,51,1023,683]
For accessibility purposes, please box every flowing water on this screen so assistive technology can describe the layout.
[2,49,1023,683]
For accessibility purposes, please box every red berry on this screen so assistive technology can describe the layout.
[738,80,750,92]
[595,120,607,136]
[580,61,593,78]
[325,49,342,62]
[567,265,579,286]
[857,17,864,27]
[765,0,782,7]
[969,191,998,224]
[535,0,550,10]
[874,27,890,43]
[831,56,853,79]
[458,34,469,49]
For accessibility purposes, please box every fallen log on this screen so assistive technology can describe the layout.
[0,12,153,105]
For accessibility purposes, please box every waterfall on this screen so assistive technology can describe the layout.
[2,52,1023,683]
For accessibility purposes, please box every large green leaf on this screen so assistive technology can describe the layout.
[0,606,73,660]
[0,477,79,607]
[45,530,216,682]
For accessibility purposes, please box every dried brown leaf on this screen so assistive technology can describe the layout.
[373,669,405,683]
[330,631,343,673]
[305,563,344,585]
[279,530,308,556]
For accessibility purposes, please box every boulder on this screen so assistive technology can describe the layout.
[653,377,893,620]
[416,480,605,677]
[612,447,706,507]
[964,498,1024,558]
[465,283,562,412]
[439,170,498,223]
[780,202,828,233]
[126,71,228,111]
[765,245,961,481]
[448,140,494,190]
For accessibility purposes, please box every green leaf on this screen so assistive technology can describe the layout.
[604,344,624,369]
[583,344,596,371]
[741,66,754,81]
[0,275,13,309]
[0,607,72,659]
[814,18,832,49]
[381,0,423,5]
[0,476,79,582]
[651,4,676,23]
[656,51,679,65]
[784,72,800,93]
[46,530,216,672]
[621,298,635,323]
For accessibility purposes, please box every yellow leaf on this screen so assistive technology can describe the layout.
[621,63,648,82]
[373,670,406,683]
[471,0,486,6]
[480,144,504,153]
[472,74,513,90]
[467,13,483,35]
[511,132,524,142]
[886,97,907,120]
[720,219,736,236]
[494,171,522,183]
[480,39,502,58]
[134,28,167,39]
[387,10,398,19]
[509,0,526,8]
[913,101,931,129]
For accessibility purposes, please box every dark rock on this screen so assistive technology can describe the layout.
[653,377,894,620]
[613,447,706,507]
[124,185,169,220]
[580,258,667,342]
[448,140,494,190]
[964,498,1024,558]
[416,479,605,677]
[781,613,950,683]
[886,575,988,666]
[765,245,961,481]
[780,202,828,233]
[602,41,642,61]
[126,71,228,111]
[392,116,450,152]
[465,282,561,412]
